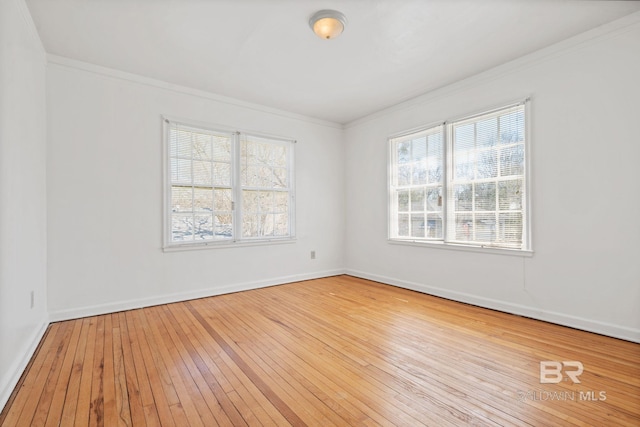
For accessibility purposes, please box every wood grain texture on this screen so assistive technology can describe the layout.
[1,275,639,426]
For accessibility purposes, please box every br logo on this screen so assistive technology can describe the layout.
[540,361,584,384]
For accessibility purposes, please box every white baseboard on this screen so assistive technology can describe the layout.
[345,269,640,343]
[48,269,346,322]
[0,318,49,414]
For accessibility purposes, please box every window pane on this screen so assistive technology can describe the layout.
[411,214,425,238]
[242,214,260,237]
[214,188,233,212]
[213,162,231,186]
[454,148,475,180]
[454,123,475,180]
[172,214,193,241]
[426,213,443,239]
[273,167,288,188]
[410,189,425,212]
[274,213,289,236]
[500,144,525,176]
[500,110,525,144]
[455,214,473,241]
[243,166,269,187]
[173,158,191,183]
[412,161,427,185]
[427,133,443,183]
[477,149,497,179]
[397,141,411,164]
[397,165,410,186]
[172,187,192,212]
[477,117,497,147]
[243,190,259,212]
[398,214,409,236]
[193,188,213,212]
[499,212,523,244]
[260,191,274,212]
[193,133,212,160]
[262,214,275,237]
[498,179,522,211]
[274,192,289,213]
[426,187,442,212]
[412,137,427,160]
[193,214,213,240]
[214,214,233,238]
[172,129,191,158]
[193,161,212,185]
[454,184,472,211]
[475,213,496,242]
[475,182,496,211]
[213,137,231,162]
[410,138,427,185]
[398,191,409,212]
[272,146,287,167]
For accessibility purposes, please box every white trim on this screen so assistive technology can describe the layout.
[163,237,296,252]
[46,55,342,130]
[388,239,533,257]
[48,269,346,322]
[345,11,640,129]
[345,270,640,343]
[0,318,49,413]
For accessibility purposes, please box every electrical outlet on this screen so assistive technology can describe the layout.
[30,291,34,309]
[311,250,316,259]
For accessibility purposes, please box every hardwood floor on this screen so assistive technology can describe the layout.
[1,275,639,426]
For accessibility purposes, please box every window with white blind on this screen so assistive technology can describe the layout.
[389,101,530,252]
[164,119,295,248]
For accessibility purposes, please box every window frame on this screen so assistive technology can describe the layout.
[162,116,296,250]
[388,100,532,256]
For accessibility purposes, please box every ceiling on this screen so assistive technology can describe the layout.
[25,0,640,124]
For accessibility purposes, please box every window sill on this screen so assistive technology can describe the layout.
[163,238,296,252]
[388,239,533,257]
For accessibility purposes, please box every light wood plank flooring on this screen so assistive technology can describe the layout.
[1,275,639,426]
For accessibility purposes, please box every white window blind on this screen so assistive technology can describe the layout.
[448,105,526,249]
[169,123,234,243]
[389,101,529,251]
[165,119,295,248]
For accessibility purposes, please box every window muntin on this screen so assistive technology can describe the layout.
[389,103,529,251]
[165,119,294,248]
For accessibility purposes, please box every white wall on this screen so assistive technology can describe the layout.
[0,0,48,410]
[344,16,640,342]
[46,59,345,319]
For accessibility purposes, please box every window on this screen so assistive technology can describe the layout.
[389,102,530,251]
[164,119,295,248]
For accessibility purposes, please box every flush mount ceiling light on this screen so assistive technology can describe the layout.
[309,10,347,40]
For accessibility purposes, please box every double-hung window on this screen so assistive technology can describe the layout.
[389,101,530,252]
[164,118,295,248]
